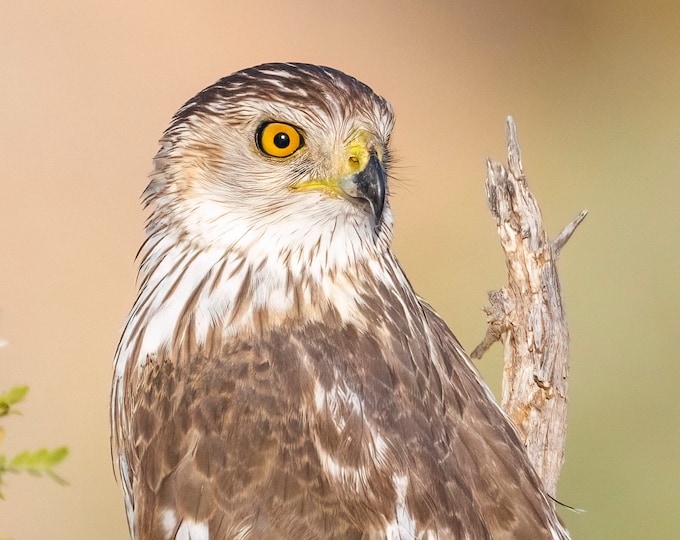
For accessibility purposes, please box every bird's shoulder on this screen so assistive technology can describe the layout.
[122,294,566,539]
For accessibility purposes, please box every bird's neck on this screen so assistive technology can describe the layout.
[114,220,405,375]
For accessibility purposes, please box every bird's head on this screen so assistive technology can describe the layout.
[144,63,395,275]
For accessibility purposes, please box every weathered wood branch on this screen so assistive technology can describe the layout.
[471,117,586,498]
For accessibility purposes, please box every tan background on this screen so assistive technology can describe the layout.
[1,1,679,538]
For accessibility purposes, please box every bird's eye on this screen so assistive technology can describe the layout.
[257,122,303,158]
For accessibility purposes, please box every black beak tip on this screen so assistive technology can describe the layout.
[354,154,386,231]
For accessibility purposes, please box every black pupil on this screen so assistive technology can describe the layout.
[273,132,290,149]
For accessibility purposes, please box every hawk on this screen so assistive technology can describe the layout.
[112,63,569,540]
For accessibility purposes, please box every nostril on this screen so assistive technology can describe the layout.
[348,155,362,173]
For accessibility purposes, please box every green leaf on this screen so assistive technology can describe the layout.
[45,446,68,467]
[8,447,69,482]
[0,386,29,406]
[0,454,5,499]
[0,386,29,417]
[0,384,69,510]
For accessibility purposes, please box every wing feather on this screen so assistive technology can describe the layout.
[119,258,567,539]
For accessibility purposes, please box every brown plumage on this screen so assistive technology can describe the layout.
[112,63,569,539]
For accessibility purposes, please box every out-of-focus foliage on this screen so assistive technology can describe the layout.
[0,386,69,499]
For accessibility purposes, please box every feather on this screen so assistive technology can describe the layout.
[112,63,569,539]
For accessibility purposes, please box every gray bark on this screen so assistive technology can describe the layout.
[471,118,586,497]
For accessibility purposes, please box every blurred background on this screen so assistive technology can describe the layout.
[1,1,678,538]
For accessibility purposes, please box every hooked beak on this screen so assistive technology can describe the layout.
[291,142,387,232]
[338,154,386,230]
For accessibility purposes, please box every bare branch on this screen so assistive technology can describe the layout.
[470,290,505,359]
[474,117,585,497]
[553,210,588,256]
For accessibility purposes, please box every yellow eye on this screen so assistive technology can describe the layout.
[257,122,303,158]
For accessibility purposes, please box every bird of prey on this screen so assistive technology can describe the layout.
[111,63,569,540]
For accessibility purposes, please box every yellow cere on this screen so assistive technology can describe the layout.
[258,122,303,158]
[292,130,381,197]
[345,130,372,174]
